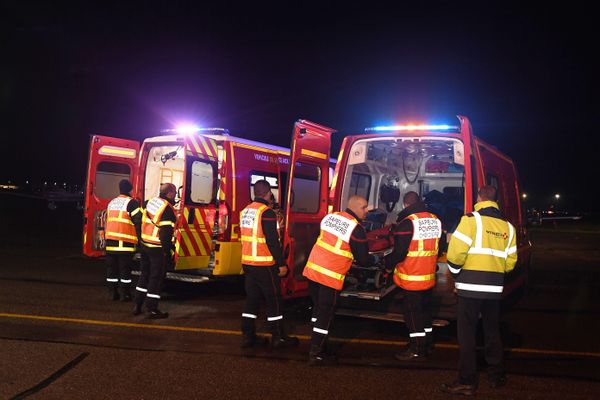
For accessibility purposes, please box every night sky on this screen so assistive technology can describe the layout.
[1,2,597,210]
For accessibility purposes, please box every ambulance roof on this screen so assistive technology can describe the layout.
[143,133,290,153]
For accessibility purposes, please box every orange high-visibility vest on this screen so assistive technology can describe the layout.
[303,211,358,290]
[393,212,442,291]
[141,197,175,248]
[105,195,139,251]
[240,202,275,266]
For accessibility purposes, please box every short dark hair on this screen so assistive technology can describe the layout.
[119,179,133,195]
[478,185,498,202]
[253,180,271,198]
[160,182,177,197]
[403,191,420,206]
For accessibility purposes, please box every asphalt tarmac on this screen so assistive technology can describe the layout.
[1,200,600,399]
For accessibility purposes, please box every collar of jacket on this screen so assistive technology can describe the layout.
[253,197,270,206]
[396,201,427,222]
[344,208,361,222]
[474,201,499,212]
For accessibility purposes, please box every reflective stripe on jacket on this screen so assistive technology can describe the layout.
[303,211,358,290]
[447,201,518,299]
[240,202,275,266]
[393,212,441,290]
[141,197,175,247]
[105,195,139,252]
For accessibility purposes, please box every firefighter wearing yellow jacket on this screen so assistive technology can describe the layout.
[441,185,517,396]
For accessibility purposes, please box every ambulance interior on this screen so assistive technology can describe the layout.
[339,137,466,253]
[143,144,186,209]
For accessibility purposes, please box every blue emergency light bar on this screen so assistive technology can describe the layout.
[365,124,459,133]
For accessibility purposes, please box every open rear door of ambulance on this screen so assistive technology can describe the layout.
[282,120,336,298]
[174,134,219,278]
[83,135,140,257]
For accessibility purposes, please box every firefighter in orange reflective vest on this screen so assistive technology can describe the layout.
[133,183,177,319]
[240,180,299,349]
[441,186,517,396]
[303,195,376,365]
[386,191,442,361]
[104,179,142,301]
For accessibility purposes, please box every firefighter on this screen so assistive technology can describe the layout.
[104,179,142,301]
[303,195,376,366]
[440,185,517,396]
[240,180,299,349]
[386,191,442,361]
[133,183,177,319]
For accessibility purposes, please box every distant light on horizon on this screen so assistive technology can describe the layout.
[555,193,560,199]
[522,193,527,199]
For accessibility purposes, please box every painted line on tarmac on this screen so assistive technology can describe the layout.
[2,312,600,359]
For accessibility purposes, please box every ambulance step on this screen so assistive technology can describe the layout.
[335,308,449,327]
[339,284,396,300]
[131,270,210,283]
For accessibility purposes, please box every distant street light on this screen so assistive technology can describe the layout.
[555,193,560,199]
[522,193,527,199]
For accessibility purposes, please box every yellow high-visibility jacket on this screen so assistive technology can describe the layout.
[447,201,517,299]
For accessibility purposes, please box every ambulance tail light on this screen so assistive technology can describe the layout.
[217,202,229,240]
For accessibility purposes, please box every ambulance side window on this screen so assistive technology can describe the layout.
[250,172,279,201]
[291,163,321,213]
[186,158,217,205]
[95,161,130,199]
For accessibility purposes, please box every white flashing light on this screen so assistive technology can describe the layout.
[175,125,202,134]
[365,124,458,132]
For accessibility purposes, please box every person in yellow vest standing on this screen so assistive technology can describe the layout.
[441,185,517,396]
[240,180,299,349]
[386,191,442,361]
[104,179,142,301]
[133,183,177,319]
[303,195,376,366]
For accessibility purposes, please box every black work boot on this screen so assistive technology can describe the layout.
[241,334,268,349]
[120,286,132,302]
[440,381,477,396]
[308,344,338,366]
[147,309,169,319]
[132,296,144,316]
[241,318,268,349]
[270,321,299,349]
[395,339,427,362]
[425,331,435,356]
[108,285,120,301]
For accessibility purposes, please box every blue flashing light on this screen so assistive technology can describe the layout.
[365,124,459,133]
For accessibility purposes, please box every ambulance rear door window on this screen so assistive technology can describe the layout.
[95,161,131,199]
[290,163,321,213]
[186,158,217,205]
